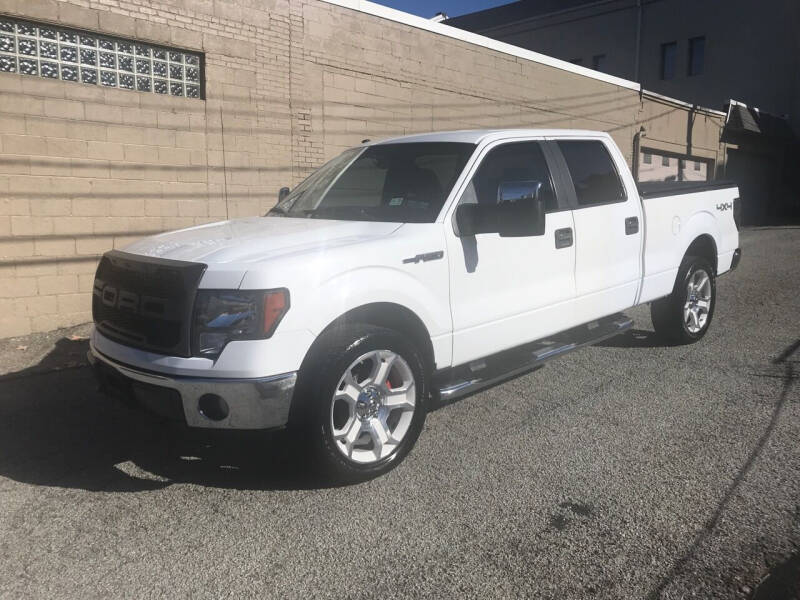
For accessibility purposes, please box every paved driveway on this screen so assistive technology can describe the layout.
[1,228,798,599]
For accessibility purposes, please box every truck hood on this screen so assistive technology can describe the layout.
[122,216,404,264]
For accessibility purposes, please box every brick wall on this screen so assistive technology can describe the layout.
[0,0,728,338]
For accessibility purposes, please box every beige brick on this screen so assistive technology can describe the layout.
[158,147,192,165]
[76,237,112,255]
[0,115,26,134]
[25,117,68,138]
[57,2,99,30]
[44,99,85,121]
[57,292,91,315]
[175,131,206,149]
[145,198,178,217]
[17,294,57,317]
[0,239,34,257]
[98,11,137,37]
[157,112,191,130]
[53,217,94,235]
[87,141,124,161]
[30,198,70,217]
[0,94,43,116]
[47,138,88,159]
[0,315,31,337]
[78,273,95,293]
[11,216,54,236]
[123,109,158,128]
[20,76,65,99]
[0,276,37,298]
[37,274,78,295]
[2,134,47,156]
[109,198,145,217]
[177,200,208,217]
[34,237,75,256]
[66,121,107,142]
[85,103,123,124]
[123,145,159,164]
[171,27,203,50]
[135,19,171,45]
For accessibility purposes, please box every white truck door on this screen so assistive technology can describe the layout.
[445,140,577,367]
[550,138,643,321]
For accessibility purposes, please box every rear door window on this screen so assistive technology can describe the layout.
[557,140,627,207]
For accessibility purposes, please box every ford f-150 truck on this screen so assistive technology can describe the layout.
[88,129,741,480]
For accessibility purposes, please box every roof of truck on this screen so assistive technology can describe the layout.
[369,129,611,146]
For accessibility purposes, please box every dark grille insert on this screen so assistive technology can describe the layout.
[92,250,206,357]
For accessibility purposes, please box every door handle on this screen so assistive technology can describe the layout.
[554,227,573,249]
[625,216,639,235]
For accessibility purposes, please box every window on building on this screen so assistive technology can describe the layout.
[592,54,606,72]
[638,149,710,182]
[688,36,705,76]
[660,41,677,80]
[557,140,626,207]
[0,17,203,98]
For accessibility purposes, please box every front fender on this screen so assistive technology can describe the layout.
[307,265,453,366]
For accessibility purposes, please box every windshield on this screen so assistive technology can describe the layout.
[269,142,475,223]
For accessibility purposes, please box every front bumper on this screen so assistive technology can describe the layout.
[88,343,297,430]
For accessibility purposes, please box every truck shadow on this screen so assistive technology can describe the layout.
[593,327,675,348]
[0,339,336,493]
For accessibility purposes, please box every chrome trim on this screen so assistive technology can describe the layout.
[437,315,633,401]
[88,343,296,430]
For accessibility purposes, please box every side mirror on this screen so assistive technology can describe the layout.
[455,203,498,237]
[278,186,290,202]
[455,180,546,238]
[497,180,545,237]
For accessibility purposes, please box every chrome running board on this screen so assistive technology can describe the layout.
[436,314,633,401]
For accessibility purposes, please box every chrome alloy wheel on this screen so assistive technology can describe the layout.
[330,349,416,464]
[684,268,712,334]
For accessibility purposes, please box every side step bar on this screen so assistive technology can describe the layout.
[435,314,633,402]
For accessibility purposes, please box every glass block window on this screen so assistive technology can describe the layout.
[0,16,203,99]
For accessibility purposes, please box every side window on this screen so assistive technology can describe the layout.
[462,142,558,212]
[557,140,627,207]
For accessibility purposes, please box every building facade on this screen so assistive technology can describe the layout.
[445,0,800,128]
[446,0,800,225]
[0,0,729,338]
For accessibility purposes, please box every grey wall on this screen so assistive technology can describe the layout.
[454,0,800,128]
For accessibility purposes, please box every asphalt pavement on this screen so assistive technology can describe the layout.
[0,227,798,599]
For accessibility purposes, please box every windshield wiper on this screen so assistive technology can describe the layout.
[266,205,288,217]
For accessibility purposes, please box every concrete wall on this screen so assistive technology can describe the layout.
[0,0,727,338]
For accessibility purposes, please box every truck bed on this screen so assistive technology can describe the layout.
[637,180,740,305]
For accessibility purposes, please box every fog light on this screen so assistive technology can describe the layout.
[197,394,229,421]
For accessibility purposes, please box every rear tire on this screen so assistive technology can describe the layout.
[651,255,716,345]
[295,323,427,483]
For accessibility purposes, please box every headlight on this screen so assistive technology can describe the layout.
[192,288,289,358]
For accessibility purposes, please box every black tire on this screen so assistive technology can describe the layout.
[294,323,428,483]
[651,255,716,345]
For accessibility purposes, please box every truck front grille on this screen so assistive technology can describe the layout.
[92,250,206,357]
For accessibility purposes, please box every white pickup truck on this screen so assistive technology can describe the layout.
[88,129,741,480]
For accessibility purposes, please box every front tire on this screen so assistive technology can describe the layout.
[298,324,427,482]
[651,255,716,344]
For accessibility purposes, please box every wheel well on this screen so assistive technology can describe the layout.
[290,303,436,427]
[685,235,718,274]
[320,303,436,374]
